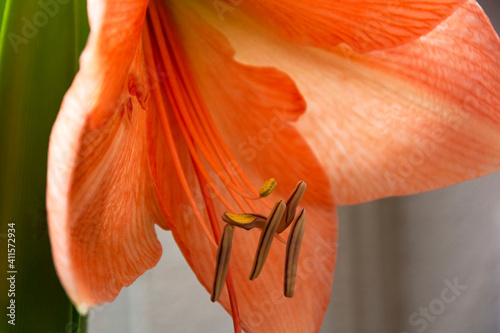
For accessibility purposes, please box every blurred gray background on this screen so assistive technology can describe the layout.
[89,1,500,332]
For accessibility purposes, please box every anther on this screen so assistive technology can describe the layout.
[249,200,286,280]
[211,224,235,302]
[277,181,307,234]
[259,178,277,198]
[284,208,306,298]
[222,212,267,230]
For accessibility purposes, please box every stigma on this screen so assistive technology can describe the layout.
[211,180,307,302]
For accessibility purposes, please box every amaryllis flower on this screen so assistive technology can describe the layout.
[47,0,500,331]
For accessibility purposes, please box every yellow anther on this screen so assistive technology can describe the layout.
[222,212,266,230]
[258,178,277,198]
[225,213,260,224]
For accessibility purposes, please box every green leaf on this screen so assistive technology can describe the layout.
[0,0,89,332]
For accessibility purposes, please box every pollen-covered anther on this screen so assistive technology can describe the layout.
[249,200,286,280]
[276,181,307,234]
[211,224,235,303]
[284,208,306,298]
[258,178,277,198]
[222,212,267,230]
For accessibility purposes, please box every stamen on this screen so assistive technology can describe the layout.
[211,224,235,302]
[249,200,286,280]
[277,181,307,234]
[284,208,306,298]
[146,9,243,214]
[146,3,246,331]
[222,212,267,230]
[193,150,241,332]
[148,0,267,212]
[142,25,216,247]
[258,178,277,198]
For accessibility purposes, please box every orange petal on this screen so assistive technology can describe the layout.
[82,0,149,127]
[145,1,338,331]
[223,0,464,52]
[197,0,500,205]
[47,0,165,312]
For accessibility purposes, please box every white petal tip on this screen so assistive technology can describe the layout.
[76,303,89,316]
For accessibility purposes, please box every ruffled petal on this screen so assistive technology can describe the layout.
[144,1,338,331]
[220,0,464,52]
[193,0,500,205]
[47,0,165,312]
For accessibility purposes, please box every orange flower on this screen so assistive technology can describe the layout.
[46,0,500,332]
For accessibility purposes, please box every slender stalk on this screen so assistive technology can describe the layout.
[193,162,242,333]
